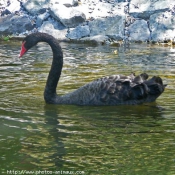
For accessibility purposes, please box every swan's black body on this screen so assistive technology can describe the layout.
[19,33,166,105]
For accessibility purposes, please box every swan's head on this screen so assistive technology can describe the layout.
[19,33,41,58]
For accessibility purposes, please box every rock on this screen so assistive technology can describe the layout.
[149,11,175,41]
[128,19,150,41]
[112,2,129,16]
[39,20,67,40]
[117,0,127,2]
[37,8,47,15]
[78,1,127,19]
[106,34,123,41]
[129,0,175,19]
[89,16,124,38]
[80,35,109,44]
[90,2,113,18]
[0,15,34,35]
[58,0,78,7]
[1,9,11,16]
[36,12,50,27]
[1,0,175,43]
[75,4,91,19]
[22,0,49,15]
[6,0,21,14]
[0,0,21,16]
[0,15,12,35]
[49,5,86,28]
[67,25,90,39]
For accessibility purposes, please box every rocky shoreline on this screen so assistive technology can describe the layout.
[0,0,175,45]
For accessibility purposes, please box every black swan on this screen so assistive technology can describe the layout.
[19,32,166,105]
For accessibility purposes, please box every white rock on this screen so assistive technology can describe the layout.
[129,0,175,19]
[112,2,129,16]
[129,0,175,13]
[150,11,175,41]
[23,0,49,15]
[75,4,91,19]
[49,4,86,27]
[39,21,68,40]
[90,2,113,18]
[6,0,21,13]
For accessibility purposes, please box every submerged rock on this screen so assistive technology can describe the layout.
[67,25,90,39]
[80,35,109,44]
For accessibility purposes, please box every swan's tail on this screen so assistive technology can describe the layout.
[98,73,166,105]
[131,74,166,102]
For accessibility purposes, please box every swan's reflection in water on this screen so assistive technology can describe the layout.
[15,102,168,172]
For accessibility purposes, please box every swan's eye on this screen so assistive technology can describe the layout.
[19,41,27,58]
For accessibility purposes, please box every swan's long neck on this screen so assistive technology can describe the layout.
[41,36,63,103]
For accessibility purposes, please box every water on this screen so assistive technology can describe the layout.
[0,40,175,175]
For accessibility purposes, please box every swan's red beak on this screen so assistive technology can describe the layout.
[19,41,27,58]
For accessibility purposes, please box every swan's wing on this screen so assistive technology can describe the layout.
[87,73,165,105]
[63,73,165,105]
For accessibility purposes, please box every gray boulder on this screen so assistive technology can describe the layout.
[36,12,50,27]
[22,0,49,15]
[67,25,90,39]
[39,20,67,40]
[89,16,124,38]
[129,0,175,19]
[128,19,150,41]
[1,9,11,16]
[150,12,175,41]
[49,5,86,28]
[0,15,34,35]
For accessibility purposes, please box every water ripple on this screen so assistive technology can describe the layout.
[0,41,175,173]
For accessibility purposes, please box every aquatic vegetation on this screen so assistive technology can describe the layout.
[0,35,12,41]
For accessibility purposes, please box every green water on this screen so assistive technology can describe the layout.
[0,40,175,175]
